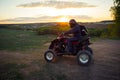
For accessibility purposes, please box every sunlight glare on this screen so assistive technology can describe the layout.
[58,17,69,22]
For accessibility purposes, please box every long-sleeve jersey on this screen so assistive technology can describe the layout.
[64,24,82,38]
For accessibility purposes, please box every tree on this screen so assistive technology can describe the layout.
[110,0,120,37]
[113,0,120,23]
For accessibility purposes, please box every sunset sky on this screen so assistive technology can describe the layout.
[0,0,113,24]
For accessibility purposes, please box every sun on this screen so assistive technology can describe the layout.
[58,17,69,22]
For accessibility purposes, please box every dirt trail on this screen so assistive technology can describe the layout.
[0,39,120,80]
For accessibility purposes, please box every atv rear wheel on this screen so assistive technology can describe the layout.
[77,50,92,66]
[44,50,56,62]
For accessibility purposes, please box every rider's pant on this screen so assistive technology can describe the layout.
[67,36,82,53]
[67,37,78,53]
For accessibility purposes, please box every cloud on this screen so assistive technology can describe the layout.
[0,16,54,22]
[0,16,57,22]
[0,15,92,23]
[17,1,96,9]
[0,17,37,22]
[69,15,92,19]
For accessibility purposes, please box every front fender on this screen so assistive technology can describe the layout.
[49,39,59,49]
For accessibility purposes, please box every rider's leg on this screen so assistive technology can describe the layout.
[67,37,78,53]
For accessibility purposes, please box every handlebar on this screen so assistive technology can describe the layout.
[57,32,73,39]
[57,32,65,39]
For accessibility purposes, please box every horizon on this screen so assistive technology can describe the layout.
[0,0,113,24]
[0,20,114,25]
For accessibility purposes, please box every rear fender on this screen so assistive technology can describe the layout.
[82,38,91,45]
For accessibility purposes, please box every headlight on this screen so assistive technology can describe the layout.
[57,37,60,39]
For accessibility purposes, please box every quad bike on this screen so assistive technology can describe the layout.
[44,33,93,66]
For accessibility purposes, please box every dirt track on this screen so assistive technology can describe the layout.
[0,39,120,80]
[43,39,120,80]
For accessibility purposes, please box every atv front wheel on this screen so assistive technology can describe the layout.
[44,50,56,62]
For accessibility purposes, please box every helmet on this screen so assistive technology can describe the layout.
[69,19,77,28]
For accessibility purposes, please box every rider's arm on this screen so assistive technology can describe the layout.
[64,26,78,35]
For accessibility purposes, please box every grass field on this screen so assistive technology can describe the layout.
[0,28,55,51]
[0,28,100,51]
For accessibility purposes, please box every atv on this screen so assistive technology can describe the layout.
[44,33,93,66]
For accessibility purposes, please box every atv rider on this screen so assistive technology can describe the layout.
[63,19,88,53]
